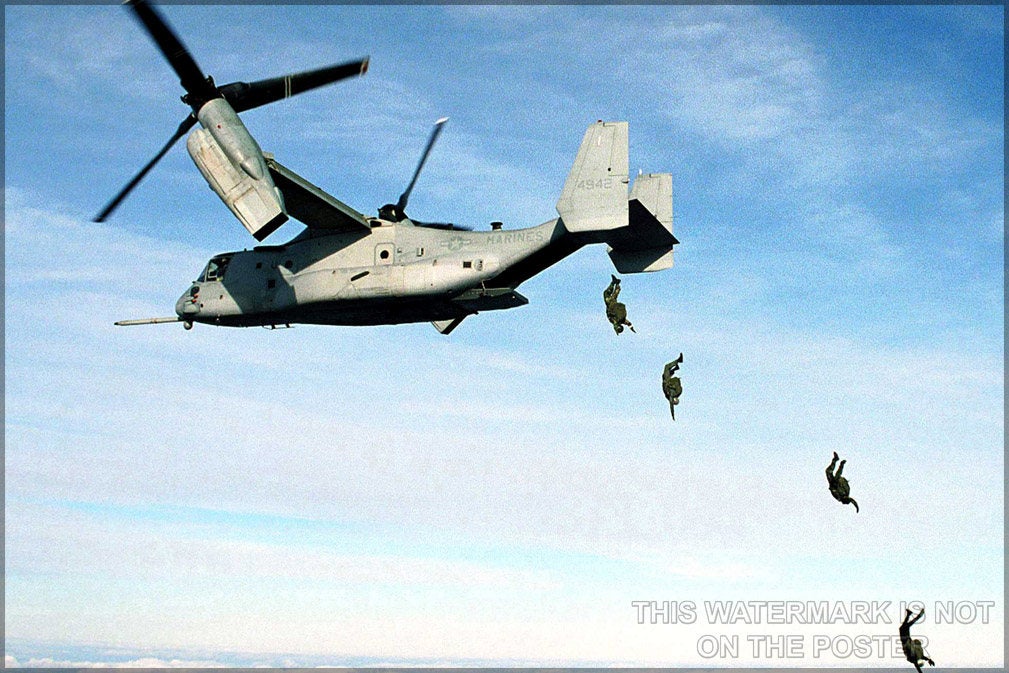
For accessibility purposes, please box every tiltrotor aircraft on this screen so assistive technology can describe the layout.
[102,1,678,335]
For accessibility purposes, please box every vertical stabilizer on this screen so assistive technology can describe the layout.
[556,121,628,233]
[606,172,677,273]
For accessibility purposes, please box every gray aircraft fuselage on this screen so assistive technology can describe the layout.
[101,5,676,335]
[118,120,676,334]
[176,216,574,329]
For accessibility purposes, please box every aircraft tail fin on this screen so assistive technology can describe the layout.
[556,121,629,233]
[606,172,677,273]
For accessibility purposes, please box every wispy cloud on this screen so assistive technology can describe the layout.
[5,655,230,669]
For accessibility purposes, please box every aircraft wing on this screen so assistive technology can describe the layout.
[264,154,372,234]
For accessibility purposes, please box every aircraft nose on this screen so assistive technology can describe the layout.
[176,284,202,317]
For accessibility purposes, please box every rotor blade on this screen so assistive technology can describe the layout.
[396,117,448,212]
[94,115,196,222]
[221,58,370,113]
[127,0,216,104]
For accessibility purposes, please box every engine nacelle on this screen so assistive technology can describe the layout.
[186,99,287,241]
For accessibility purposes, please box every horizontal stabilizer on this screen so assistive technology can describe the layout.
[629,173,676,246]
[609,247,673,274]
[556,121,628,233]
[265,154,372,234]
[606,172,676,273]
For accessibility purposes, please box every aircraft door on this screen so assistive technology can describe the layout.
[375,242,395,266]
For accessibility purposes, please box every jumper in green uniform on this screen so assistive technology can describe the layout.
[603,275,635,335]
[661,353,684,419]
[825,451,859,512]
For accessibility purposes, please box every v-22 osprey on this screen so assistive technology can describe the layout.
[102,1,678,334]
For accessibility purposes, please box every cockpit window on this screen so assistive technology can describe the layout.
[198,254,232,282]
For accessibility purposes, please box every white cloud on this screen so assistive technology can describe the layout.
[5,6,180,113]
[11,656,229,669]
[4,500,558,591]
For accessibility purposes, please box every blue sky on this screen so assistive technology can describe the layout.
[4,3,1004,667]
